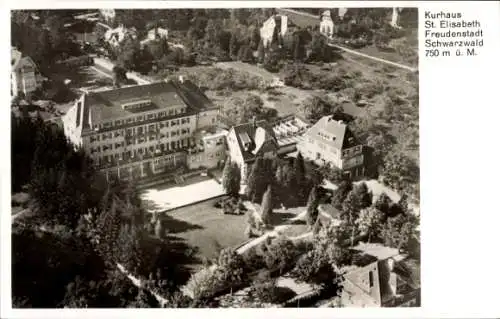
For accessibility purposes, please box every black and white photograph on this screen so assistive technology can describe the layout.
[9,6,420,309]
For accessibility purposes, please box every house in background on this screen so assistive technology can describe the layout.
[141,27,169,47]
[104,25,138,48]
[297,115,364,178]
[320,10,335,38]
[99,9,116,24]
[226,119,279,183]
[260,14,302,48]
[11,48,44,99]
[391,8,403,29]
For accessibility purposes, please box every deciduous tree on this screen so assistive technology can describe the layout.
[355,207,384,242]
[222,161,241,197]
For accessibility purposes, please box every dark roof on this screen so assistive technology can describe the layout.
[232,120,278,162]
[304,115,359,150]
[172,79,216,112]
[82,80,213,124]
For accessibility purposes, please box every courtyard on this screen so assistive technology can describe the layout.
[164,197,248,263]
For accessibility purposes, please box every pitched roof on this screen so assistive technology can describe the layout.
[303,115,359,150]
[79,80,212,126]
[232,120,278,162]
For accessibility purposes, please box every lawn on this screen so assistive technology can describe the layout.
[163,197,249,263]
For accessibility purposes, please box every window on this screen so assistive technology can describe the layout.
[114,132,120,138]
[114,120,121,126]
[159,123,164,128]
[127,118,133,123]
[369,271,374,288]
[168,110,174,116]
[148,114,154,120]
[164,121,169,128]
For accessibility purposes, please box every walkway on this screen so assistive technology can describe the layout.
[326,43,418,72]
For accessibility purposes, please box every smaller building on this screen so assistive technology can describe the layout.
[320,10,335,38]
[341,244,420,307]
[271,115,310,155]
[187,128,227,170]
[226,119,279,183]
[297,115,364,178]
[11,48,44,98]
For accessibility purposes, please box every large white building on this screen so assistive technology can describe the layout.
[62,78,223,180]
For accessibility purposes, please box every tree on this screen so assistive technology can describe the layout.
[331,178,353,209]
[216,248,246,285]
[112,66,128,88]
[381,213,418,252]
[262,237,297,275]
[261,185,273,226]
[222,161,241,197]
[381,150,419,193]
[293,33,305,62]
[293,152,306,200]
[229,32,240,58]
[245,157,268,203]
[306,186,320,227]
[342,182,372,223]
[374,192,392,216]
[355,207,384,242]
[299,96,335,122]
[257,40,265,63]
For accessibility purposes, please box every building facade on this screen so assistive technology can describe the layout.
[297,115,364,177]
[11,48,43,98]
[62,78,220,181]
[226,119,278,183]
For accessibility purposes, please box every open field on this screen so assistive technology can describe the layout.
[164,197,248,263]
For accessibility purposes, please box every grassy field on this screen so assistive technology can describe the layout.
[164,197,248,263]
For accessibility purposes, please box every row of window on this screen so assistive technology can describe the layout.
[89,118,192,143]
[342,145,362,157]
[96,108,189,130]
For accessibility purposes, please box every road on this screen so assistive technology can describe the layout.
[327,43,418,72]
